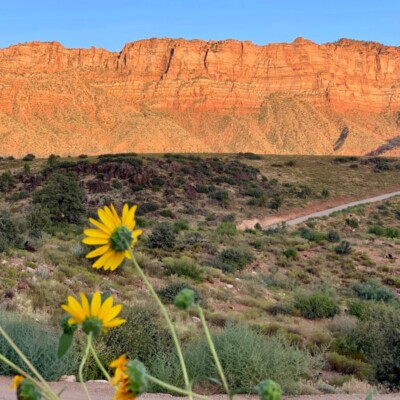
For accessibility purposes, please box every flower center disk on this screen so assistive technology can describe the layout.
[110,225,133,252]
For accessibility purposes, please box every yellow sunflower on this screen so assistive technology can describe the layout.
[110,354,128,386]
[10,375,24,389]
[61,292,126,334]
[83,204,142,271]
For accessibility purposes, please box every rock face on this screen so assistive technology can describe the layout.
[0,38,400,156]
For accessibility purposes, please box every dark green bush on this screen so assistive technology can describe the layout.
[283,247,298,259]
[294,290,340,319]
[157,282,201,304]
[299,228,325,242]
[173,220,189,233]
[352,280,396,303]
[326,230,341,243]
[100,306,173,372]
[149,323,322,394]
[209,190,230,207]
[0,210,20,251]
[216,222,237,236]
[159,209,174,218]
[22,153,35,161]
[162,257,203,281]
[344,304,400,388]
[137,202,160,215]
[335,241,352,255]
[215,248,254,273]
[327,352,373,380]
[368,225,385,236]
[0,170,16,193]
[0,313,78,380]
[147,222,176,249]
[345,218,359,229]
[32,173,86,224]
[27,204,52,239]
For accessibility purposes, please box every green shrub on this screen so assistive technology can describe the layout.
[216,222,237,236]
[352,280,396,303]
[0,313,78,380]
[269,194,282,210]
[345,218,359,229]
[283,247,298,259]
[299,228,325,242]
[209,190,230,207]
[0,170,16,193]
[137,202,160,215]
[22,153,35,161]
[321,189,330,198]
[294,290,340,319]
[101,306,173,372]
[159,209,174,218]
[162,256,203,281]
[335,241,352,255]
[344,305,400,388]
[385,227,400,239]
[149,323,322,394]
[215,248,254,273]
[157,282,201,304]
[147,222,176,249]
[0,210,22,251]
[32,173,86,224]
[327,352,373,380]
[326,230,341,243]
[27,204,51,238]
[173,220,189,233]
[368,225,386,236]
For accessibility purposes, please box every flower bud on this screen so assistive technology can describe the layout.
[18,379,42,400]
[257,380,282,400]
[60,315,78,334]
[82,317,103,336]
[126,359,148,395]
[174,288,195,310]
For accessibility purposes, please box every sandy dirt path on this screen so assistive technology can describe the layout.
[238,189,400,230]
[0,378,399,400]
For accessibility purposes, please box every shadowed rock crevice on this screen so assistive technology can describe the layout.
[366,135,400,156]
[333,127,349,151]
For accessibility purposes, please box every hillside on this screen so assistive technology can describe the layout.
[0,38,400,157]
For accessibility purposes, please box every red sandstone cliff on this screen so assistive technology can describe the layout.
[0,38,399,157]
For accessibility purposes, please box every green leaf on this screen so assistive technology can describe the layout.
[57,333,73,359]
[365,391,373,400]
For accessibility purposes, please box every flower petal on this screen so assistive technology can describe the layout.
[86,245,110,259]
[103,304,122,323]
[80,293,90,317]
[110,204,122,225]
[98,209,116,230]
[83,237,109,245]
[109,252,125,271]
[122,204,129,225]
[62,296,85,322]
[97,296,113,321]
[125,205,137,230]
[83,229,110,239]
[103,318,126,328]
[89,217,113,234]
[90,292,102,317]
[92,250,114,269]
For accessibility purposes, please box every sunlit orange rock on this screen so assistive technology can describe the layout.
[0,38,399,157]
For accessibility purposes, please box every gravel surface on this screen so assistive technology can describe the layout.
[0,378,399,400]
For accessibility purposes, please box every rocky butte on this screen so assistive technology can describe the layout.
[0,37,399,157]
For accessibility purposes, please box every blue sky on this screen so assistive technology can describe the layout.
[1,0,399,50]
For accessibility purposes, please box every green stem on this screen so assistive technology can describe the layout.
[78,333,93,400]
[147,375,209,400]
[128,249,192,400]
[196,306,230,396]
[0,353,57,400]
[89,341,111,382]
[0,325,58,399]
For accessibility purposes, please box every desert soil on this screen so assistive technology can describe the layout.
[238,189,400,230]
[0,378,399,400]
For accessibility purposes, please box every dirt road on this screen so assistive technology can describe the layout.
[238,190,400,230]
[0,378,399,400]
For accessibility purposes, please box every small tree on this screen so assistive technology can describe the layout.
[27,204,52,238]
[147,222,176,249]
[32,173,86,224]
[0,171,16,193]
